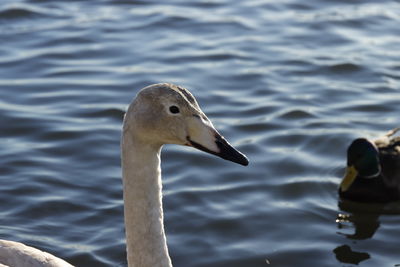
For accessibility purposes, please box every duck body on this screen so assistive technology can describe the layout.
[339,174,399,203]
[339,128,400,203]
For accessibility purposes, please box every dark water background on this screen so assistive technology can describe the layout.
[1,0,400,266]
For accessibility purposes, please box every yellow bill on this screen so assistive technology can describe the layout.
[340,165,358,192]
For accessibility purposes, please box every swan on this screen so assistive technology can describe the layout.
[0,83,248,266]
[122,83,248,266]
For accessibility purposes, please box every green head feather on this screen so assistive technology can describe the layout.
[347,138,381,178]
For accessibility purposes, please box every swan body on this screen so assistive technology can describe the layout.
[122,83,248,266]
[0,83,248,266]
[0,240,73,267]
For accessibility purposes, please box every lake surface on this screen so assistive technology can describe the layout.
[1,0,400,266]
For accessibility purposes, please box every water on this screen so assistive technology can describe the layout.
[1,0,399,266]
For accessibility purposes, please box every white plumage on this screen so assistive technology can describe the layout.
[0,83,248,267]
[0,240,72,267]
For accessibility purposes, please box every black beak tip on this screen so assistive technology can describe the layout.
[187,136,249,166]
[232,152,249,166]
[222,149,249,166]
[214,135,249,166]
[240,155,249,166]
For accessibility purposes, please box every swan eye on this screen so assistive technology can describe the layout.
[169,105,180,114]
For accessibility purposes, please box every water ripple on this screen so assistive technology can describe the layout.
[1,0,400,266]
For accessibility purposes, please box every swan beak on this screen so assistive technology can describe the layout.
[187,132,249,166]
[340,165,358,192]
[185,113,248,166]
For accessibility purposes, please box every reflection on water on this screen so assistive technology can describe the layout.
[335,212,377,265]
[333,245,370,265]
[335,200,400,265]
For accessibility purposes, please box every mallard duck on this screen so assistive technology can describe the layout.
[339,127,400,203]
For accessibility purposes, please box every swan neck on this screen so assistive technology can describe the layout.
[122,133,172,267]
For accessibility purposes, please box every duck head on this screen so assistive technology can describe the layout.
[340,138,381,192]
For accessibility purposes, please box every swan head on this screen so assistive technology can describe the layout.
[124,83,248,166]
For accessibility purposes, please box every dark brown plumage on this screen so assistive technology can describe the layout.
[339,128,400,203]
